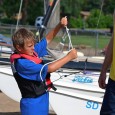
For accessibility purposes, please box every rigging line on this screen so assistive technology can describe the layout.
[96,0,104,29]
[46,0,71,46]
[52,71,81,83]
[39,0,57,38]
[52,69,100,83]
[54,25,73,52]
[65,26,73,49]
[94,0,104,55]
[40,56,64,82]
[16,0,23,30]
[52,0,60,13]
[40,49,77,82]
[36,0,57,42]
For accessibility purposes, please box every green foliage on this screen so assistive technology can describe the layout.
[2,0,20,18]
[69,17,78,28]
[82,0,101,11]
[0,18,16,24]
[26,0,44,25]
[1,0,44,25]
[103,0,115,14]
[69,16,84,28]
[0,0,114,28]
[87,9,113,28]
[104,14,113,28]
[76,17,83,28]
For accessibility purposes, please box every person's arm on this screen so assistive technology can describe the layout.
[46,17,67,44]
[48,48,77,73]
[101,36,113,73]
[98,35,113,89]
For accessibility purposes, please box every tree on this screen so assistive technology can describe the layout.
[1,0,44,25]
[103,0,115,14]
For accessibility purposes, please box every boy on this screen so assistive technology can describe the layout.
[10,17,77,115]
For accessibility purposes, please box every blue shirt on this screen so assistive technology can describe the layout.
[15,38,48,81]
[15,38,49,115]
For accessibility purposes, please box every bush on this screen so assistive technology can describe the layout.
[104,14,113,28]
[69,16,84,28]
[87,9,113,28]
[0,18,16,24]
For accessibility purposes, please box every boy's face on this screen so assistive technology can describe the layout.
[17,39,35,56]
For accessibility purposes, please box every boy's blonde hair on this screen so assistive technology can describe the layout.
[12,28,35,51]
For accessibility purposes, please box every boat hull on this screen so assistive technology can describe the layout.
[0,68,21,102]
[0,66,105,101]
[51,71,105,97]
[49,89,102,115]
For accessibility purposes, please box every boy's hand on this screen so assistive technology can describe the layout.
[67,48,77,60]
[60,17,68,27]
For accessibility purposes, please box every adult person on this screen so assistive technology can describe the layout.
[98,27,114,114]
[10,17,77,115]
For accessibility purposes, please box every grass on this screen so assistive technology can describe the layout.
[0,29,111,50]
[54,34,111,49]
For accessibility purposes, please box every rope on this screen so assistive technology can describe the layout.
[95,0,104,55]
[96,0,104,29]
[65,26,73,49]
[16,0,23,30]
[39,1,74,82]
[40,56,64,82]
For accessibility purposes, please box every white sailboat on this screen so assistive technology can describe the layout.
[0,46,12,54]
[49,69,106,115]
[49,89,102,115]
[0,64,106,101]
[0,65,21,102]
[51,70,106,97]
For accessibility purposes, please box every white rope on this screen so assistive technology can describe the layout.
[95,0,104,55]
[16,0,23,30]
[39,56,64,82]
[54,26,73,51]
[96,0,104,29]
[39,1,74,81]
[39,48,74,82]
[65,26,73,49]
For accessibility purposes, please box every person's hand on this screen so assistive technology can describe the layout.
[98,72,107,89]
[67,48,77,60]
[60,17,68,27]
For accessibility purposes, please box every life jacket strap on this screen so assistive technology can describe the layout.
[46,77,57,91]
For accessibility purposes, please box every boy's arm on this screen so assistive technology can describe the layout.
[47,48,77,73]
[46,17,67,44]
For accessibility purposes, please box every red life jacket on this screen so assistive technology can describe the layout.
[10,51,56,98]
[10,51,42,64]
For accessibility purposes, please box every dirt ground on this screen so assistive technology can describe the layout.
[0,91,56,115]
[0,91,20,115]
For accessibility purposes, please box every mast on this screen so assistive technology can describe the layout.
[39,0,57,38]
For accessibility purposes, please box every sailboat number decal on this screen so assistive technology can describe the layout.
[86,101,99,110]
